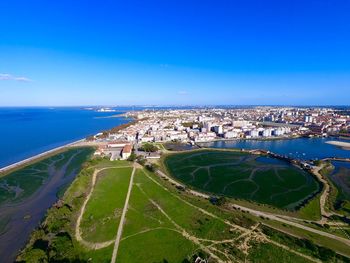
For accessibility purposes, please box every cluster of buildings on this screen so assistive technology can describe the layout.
[91,107,350,159]
[94,141,132,160]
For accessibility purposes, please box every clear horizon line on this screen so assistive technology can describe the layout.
[0,104,349,108]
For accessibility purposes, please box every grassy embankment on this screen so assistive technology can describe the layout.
[16,158,131,262]
[80,167,132,242]
[0,147,94,206]
[163,150,320,211]
[320,161,350,217]
[17,155,350,262]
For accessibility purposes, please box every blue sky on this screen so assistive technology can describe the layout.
[0,0,349,106]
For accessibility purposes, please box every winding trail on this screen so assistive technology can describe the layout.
[74,166,132,250]
[75,163,348,261]
[231,203,350,246]
[312,164,331,220]
[156,169,350,247]
[147,169,321,262]
[110,166,136,263]
[311,164,343,222]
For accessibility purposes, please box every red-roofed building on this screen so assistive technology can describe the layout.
[121,144,133,160]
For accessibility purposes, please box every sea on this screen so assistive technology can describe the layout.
[1,106,350,262]
[0,107,133,168]
[0,106,198,169]
[1,107,350,169]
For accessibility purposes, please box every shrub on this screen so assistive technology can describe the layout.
[127,153,137,162]
[140,143,158,152]
[146,163,159,172]
[137,156,146,166]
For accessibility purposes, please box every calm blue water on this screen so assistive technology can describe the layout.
[200,138,350,160]
[0,107,132,168]
[256,156,288,165]
[2,107,350,168]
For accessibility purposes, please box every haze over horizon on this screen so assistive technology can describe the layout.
[1,0,350,106]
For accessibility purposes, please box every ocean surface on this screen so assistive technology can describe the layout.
[1,107,350,168]
[0,107,132,168]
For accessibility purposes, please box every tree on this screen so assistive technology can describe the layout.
[140,143,158,152]
[127,153,137,162]
[48,233,76,262]
[146,163,159,172]
[21,248,48,263]
[210,196,227,206]
[137,156,146,165]
[314,160,322,166]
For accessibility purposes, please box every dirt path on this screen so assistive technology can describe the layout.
[142,171,321,263]
[75,166,132,250]
[312,164,343,223]
[312,164,331,219]
[156,168,350,246]
[110,166,136,263]
[148,196,226,262]
[231,204,350,246]
[268,239,322,263]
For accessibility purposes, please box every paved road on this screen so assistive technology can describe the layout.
[110,166,136,263]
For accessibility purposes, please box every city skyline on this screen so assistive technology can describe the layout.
[1,0,350,106]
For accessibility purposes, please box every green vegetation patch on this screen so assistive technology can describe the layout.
[327,162,350,215]
[248,242,314,263]
[80,167,133,242]
[17,157,346,263]
[164,150,320,210]
[139,143,158,152]
[0,147,93,206]
[16,159,131,263]
[261,225,350,262]
[298,194,321,220]
[117,169,242,262]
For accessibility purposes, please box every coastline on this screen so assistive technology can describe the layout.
[93,113,127,119]
[0,116,135,175]
[0,139,85,175]
[1,124,346,177]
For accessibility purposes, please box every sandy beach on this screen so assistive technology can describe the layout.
[326,141,350,150]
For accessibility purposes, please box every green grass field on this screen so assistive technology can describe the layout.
[17,158,349,263]
[80,167,133,242]
[0,147,93,206]
[298,194,322,220]
[247,242,314,263]
[164,150,320,210]
[117,168,342,262]
[117,169,240,262]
